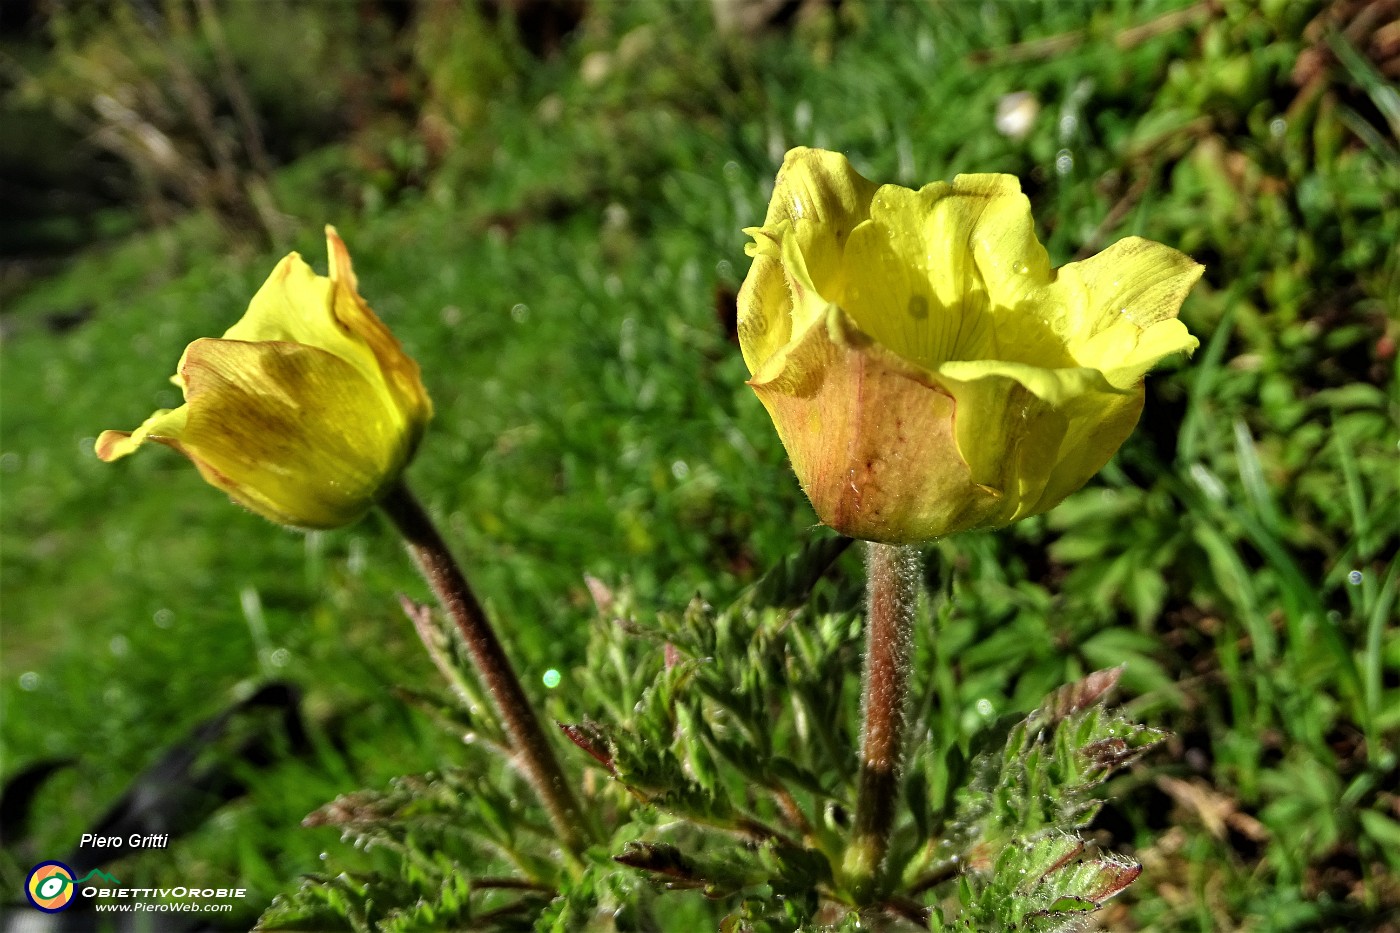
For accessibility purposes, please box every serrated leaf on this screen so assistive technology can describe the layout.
[1048,894,1096,912]
[1031,667,1124,726]
[1020,835,1085,891]
[614,841,704,883]
[558,720,618,775]
[1030,854,1143,912]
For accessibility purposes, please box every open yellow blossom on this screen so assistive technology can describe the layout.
[96,227,432,529]
[740,148,1202,544]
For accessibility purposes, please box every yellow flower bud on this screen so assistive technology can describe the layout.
[96,227,432,529]
[739,148,1203,544]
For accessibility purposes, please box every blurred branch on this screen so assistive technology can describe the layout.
[968,1,1219,65]
[16,1,287,248]
[195,0,271,177]
[195,0,289,246]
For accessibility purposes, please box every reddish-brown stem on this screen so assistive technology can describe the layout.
[843,542,920,903]
[380,481,590,856]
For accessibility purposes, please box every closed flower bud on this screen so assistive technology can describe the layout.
[739,148,1203,544]
[96,227,432,529]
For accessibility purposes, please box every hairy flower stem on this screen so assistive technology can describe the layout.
[380,481,591,856]
[844,542,921,904]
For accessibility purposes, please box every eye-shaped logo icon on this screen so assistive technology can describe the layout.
[26,861,77,912]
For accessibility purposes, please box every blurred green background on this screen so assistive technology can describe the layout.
[1,0,1396,929]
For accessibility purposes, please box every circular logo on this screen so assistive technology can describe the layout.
[26,861,77,913]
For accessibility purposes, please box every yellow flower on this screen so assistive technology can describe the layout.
[96,227,432,529]
[739,148,1203,544]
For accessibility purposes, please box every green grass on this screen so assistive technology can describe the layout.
[3,0,1397,928]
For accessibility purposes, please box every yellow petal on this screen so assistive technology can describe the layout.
[840,183,971,370]
[748,226,845,386]
[740,148,879,374]
[221,230,431,442]
[837,174,1070,371]
[96,407,189,462]
[1030,388,1146,512]
[1056,235,1204,381]
[221,252,373,377]
[961,173,1055,316]
[164,338,412,529]
[324,226,434,430]
[737,245,794,376]
[757,148,880,282]
[936,359,1122,406]
[931,361,1135,523]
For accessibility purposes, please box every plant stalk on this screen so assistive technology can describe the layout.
[380,481,590,855]
[843,541,921,903]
